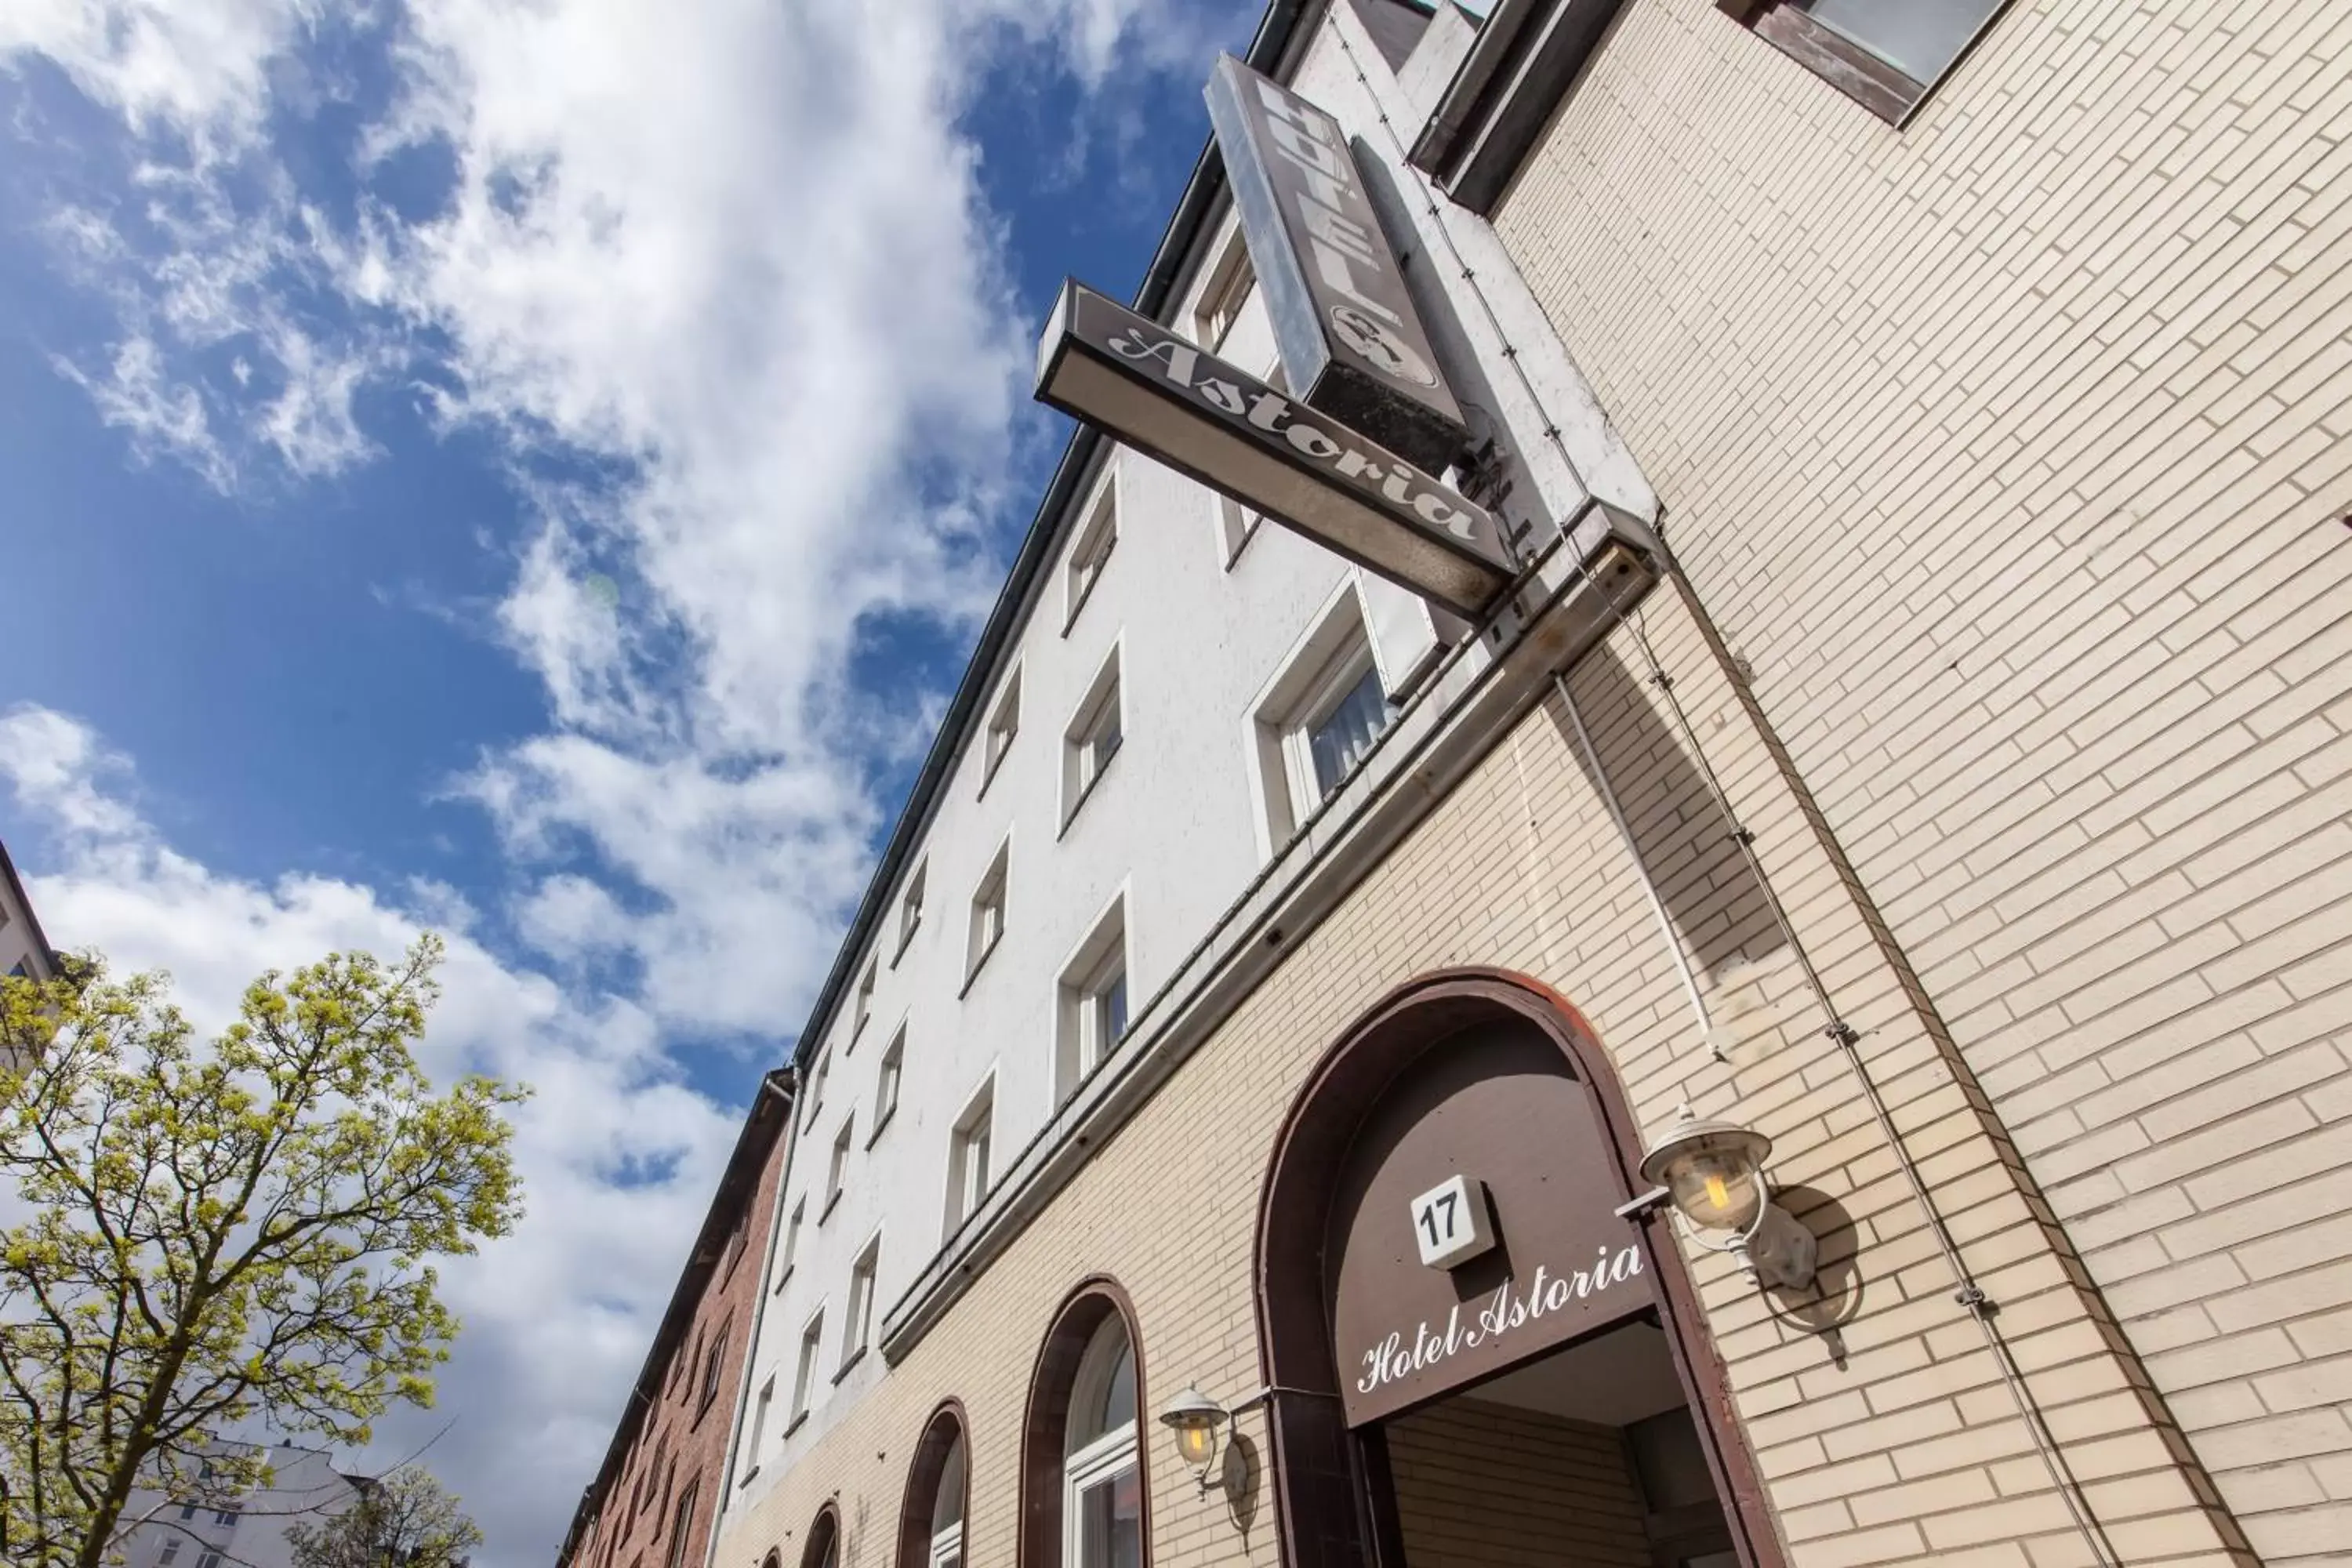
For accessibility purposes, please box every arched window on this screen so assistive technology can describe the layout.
[898,1401,969,1568]
[799,1505,840,1568]
[1061,1316,1139,1568]
[929,1432,966,1568]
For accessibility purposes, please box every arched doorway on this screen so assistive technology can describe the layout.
[1254,970,1783,1568]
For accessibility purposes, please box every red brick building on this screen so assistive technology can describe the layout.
[557,1070,793,1568]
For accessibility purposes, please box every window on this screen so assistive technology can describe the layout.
[852,958,877,1044]
[178,1504,199,1523]
[872,1029,904,1140]
[699,1323,727,1412]
[982,668,1021,792]
[1063,1316,1142,1568]
[842,1236,879,1370]
[1061,648,1123,829]
[824,1120,852,1220]
[1722,0,2009,122]
[1253,595,1396,851]
[965,840,1009,985]
[1063,476,1117,630]
[928,1430,967,1568]
[743,1377,775,1477]
[1055,897,1128,1102]
[158,1537,183,1566]
[803,1047,830,1131]
[775,1198,804,1287]
[895,862,927,963]
[790,1311,825,1425]
[662,1483,699,1568]
[945,1078,995,1236]
[212,1510,238,1528]
[1192,235,1255,349]
[196,1554,223,1568]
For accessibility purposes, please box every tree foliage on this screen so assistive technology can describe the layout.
[285,1467,481,1568]
[0,938,528,1568]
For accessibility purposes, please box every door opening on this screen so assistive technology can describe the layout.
[1375,1316,1739,1568]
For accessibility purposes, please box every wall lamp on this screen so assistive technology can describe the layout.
[1157,1386,1274,1494]
[1624,1106,1817,1291]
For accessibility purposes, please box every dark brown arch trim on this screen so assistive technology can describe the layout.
[1015,1275,1152,1568]
[895,1397,972,1568]
[797,1502,841,1568]
[1254,967,1787,1568]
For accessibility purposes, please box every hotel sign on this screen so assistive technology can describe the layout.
[1206,55,1468,473]
[1034,279,1516,619]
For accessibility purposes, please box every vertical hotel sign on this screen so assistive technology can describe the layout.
[1206,55,1468,474]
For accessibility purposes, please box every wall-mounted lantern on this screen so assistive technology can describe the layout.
[1634,1107,1817,1290]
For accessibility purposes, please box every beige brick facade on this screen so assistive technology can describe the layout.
[1486,2,2352,1559]
[711,587,2248,1568]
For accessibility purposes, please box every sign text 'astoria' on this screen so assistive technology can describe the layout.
[1206,55,1468,473]
[1356,1243,1645,1397]
[1035,279,1515,620]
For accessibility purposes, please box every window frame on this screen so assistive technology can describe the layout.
[894,861,927,966]
[742,1375,775,1483]
[869,1026,905,1146]
[1717,0,2015,125]
[1060,644,1124,833]
[963,838,1010,989]
[822,1119,852,1223]
[1054,891,1130,1105]
[1191,229,1256,350]
[775,1197,804,1290]
[697,1323,727,1416]
[1060,1318,1142,1568]
[944,1076,996,1239]
[980,666,1022,796]
[662,1481,699,1568]
[851,956,878,1047]
[788,1308,825,1432]
[802,1047,830,1131]
[1285,644,1392,812]
[1062,472,1119,633]
[839,1233,880,1377]
[1248,584,1396,857]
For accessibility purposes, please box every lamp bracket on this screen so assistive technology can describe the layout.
[1614,1185,1672,1220]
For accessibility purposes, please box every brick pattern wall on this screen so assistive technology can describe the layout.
[713,588,2245,1568]
[1487,2,2352,1560]
[575,1124,792,1568]
[1385,1399,1649,1568]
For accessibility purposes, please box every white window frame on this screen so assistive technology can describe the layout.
[743,1375,775,1476]
[1060,644,1123,831]
[871,1027,905,1143]
[1054,891,1129,1102]
[1247,583,1393,858]
[1191,227,1256,350]
[1061,1321,1140,1568]
[841,1234,880,1371]
[775,1198,804,1290]
[964,838,1009,987]
[789,1309,825,1426]
[944,1075,996,1237]
[927,1434,967,1568]
[802,1046,830,1131]
[851,956,877,1046]
[980,666,1022,795]
[1214,361,1285,568]
[823,1119,852,1221]
[1062,470,1118,633]
[895,860,927,965]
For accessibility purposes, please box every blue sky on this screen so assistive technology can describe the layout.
[0,0,1257,1558]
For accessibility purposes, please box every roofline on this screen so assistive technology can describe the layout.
[557,1069,794,1566]
[0,835,58,976]
[781,0,1320,1080]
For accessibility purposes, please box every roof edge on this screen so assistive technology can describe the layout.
[0,836,59,978]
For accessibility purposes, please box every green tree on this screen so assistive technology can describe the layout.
[0,937,528,1568]
[285,1467,482,1568]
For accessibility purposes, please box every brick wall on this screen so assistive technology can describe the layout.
[1385,1399,1649,1568]
[712,587,2246,1568]
[575,1115,791,1568]
[1486,2,2352,1559]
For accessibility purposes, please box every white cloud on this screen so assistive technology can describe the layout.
[0,0,1254,1559]
[0,703,739,1563]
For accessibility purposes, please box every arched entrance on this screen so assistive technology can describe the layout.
[1254,970,1783,1568]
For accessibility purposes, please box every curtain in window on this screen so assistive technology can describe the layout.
[1309,666,1396,797]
